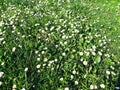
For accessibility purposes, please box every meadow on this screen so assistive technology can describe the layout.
[0,0,120,90]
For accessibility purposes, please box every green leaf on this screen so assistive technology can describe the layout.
[0,50,3,57]
[95,56,101,63]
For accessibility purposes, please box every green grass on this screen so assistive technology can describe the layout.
[0,0,120,90]
[96,0,120,69]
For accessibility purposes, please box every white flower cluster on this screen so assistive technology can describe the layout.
[0,0,119,89]
[0,72,4,86]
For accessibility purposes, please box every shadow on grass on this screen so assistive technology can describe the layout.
[115,74,120,90]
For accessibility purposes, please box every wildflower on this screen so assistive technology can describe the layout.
[62,35,66,39]
[83,61,88,66]
[64,87,69,90]
[55,45,58,48]
[43,64,46,67]
[92,51,96,56]
[115,87,120,89]
[12,84,17,89]
[35,23,40,26]
[80,58,83,61]
[92,45,96,50]
[100,43,103,46]
[12,47,16,52]
[60,42,63,45]
[41,30,45,33]
[84,74,87,78]
[62,52,66,56]
[0,32,3,35]
[50,26,54,31]
[2,41,5,44]
[0,81,2,86]
[51,68,54,70]
[105,54,110,58]
[64,41,67,45]
[37,58,40,61]
[72,70,76,74]
[100,84,105,88]
[79,52,83,56]
[24,67,28,72]
[98,51,102,56]
[111,71,116,75]
[17,32,20,35]
[1,62,4,66]
[44,58,48,62]
[60,77,63,81]
[54,59,58,62]
[38,54,41,56]
[90,84,97,89]
[18,45,22,48]
[21,88,25,90]
[71,75,74,79]
[0,72,4,78]
[22,35,25,38]
[86,52,90,56]
[33,85,35,88]
[106,70,110,75]
[0,21,3,26]
[110,66,115,70]
[41,51,45,54]
[36,64,40,69]
[72,49,76,52]
[48,63,51,67]
[37,70,40,73]
[35,51,39,54]
[49,61,54,64]
[75,81,79,85]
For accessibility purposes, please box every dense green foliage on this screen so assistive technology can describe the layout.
[0,0,120,90]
